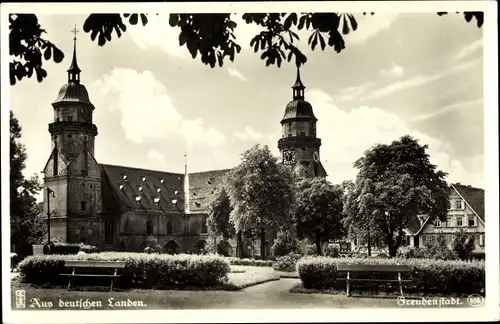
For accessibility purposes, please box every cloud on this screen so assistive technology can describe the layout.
[235,126,275,142]
[343,14,400,45]
[228,67,247,81]
[380,63,404,78]
[368,58,481,100]
[453,39,483,63]
[146,149,165,164]
[409,98,484,123]
[307,89,483,188]
[92,68,225,148]
[337,82,377,101]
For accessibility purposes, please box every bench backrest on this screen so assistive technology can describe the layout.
[337,264,411,272]
[64,260,127,268]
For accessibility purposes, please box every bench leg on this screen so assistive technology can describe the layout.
[398,272,404,297]
[346,272,350,297]
[67,277,72,290]
[110,278,114,292]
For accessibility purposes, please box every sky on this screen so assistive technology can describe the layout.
[9,12,484,190]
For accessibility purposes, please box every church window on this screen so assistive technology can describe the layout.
[167,220,173,234]
[104,219,114,244]
[80,201,87,211]
[90,184,93,188]
[146,218,153,235]
[68,116,73,122]
[67,134,72,138]
[56,118,60,122]
[201,215,208,234]
[300,132,306,136]
[82,182,85,188]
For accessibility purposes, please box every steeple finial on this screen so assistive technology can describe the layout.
[67,24,81,83]
[292,66,305,100]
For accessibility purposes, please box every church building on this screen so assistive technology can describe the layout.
[42,35,326,255]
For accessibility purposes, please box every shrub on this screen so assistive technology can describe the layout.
[44,242,99,255]
[297,256,485,295]
[226,257,273,267]
[273,253,302,272]
[271,231,299,257]
[18,252,231,288]
[452,230,476,260]
[143,236,162,253]
[376,253,388,259]
[323,245,340,258]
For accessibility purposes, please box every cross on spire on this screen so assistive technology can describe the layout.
[67,24,81,83]
[71,24,79,40]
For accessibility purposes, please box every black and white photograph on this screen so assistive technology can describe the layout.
[1,1,498,323]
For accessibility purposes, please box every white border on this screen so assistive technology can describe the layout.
[1,1,498,323]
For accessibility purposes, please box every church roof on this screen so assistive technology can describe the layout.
[281,99,317,122]
[53,82,94,106]
[189,169,231,212]
[100,164,184,212]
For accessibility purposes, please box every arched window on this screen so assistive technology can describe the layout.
[146,218,153,235]
[167,219,173,234]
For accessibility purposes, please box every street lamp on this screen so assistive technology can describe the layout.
[46,187,55,244]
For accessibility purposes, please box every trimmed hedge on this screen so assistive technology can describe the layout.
[273,253,302,272]
[297,256,485,295]
[18,252,231,288]
[226,257,274,267]
[44,243,98,255]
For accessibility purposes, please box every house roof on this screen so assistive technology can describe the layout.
[411,183,485,235]
[100,164,184,212]
[451,183,485,222]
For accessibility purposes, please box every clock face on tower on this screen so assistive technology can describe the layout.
[313,151,319,161]
[283,150,295,164]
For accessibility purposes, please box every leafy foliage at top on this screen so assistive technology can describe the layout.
[343,135,450,257]
[9,12,483,85]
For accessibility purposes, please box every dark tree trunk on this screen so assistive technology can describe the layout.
[260,228,266,259]
[315,235,322,256]
[237,231,244,259]
[367,230,372,257]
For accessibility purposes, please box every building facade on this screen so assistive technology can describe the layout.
[42,37,325,254]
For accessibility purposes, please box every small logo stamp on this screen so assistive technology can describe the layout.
[15,290,26,308]
[466,294,485,307]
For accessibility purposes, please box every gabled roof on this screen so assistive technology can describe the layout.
[451,183,485,222]
[411,183,485,235]
[100,164,184,212]
[42,147,69,173]
[189,169,231,189]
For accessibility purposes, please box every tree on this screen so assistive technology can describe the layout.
[294,177,345,256]
[271,226,299,257]
[10,111,44,256]
[345,135,450,257]
[206,180,245,258]
[343,179,386,256]
[452,229,476,260]
[9,12,483,85]
[226,144,296,259]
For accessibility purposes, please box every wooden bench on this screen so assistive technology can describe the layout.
[60,260,126,291]
[336,264,412,297]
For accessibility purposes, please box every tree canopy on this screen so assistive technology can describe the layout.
[9,12,483,85]
[294,177,345,255]
[10,111,45,256]
[344,135,450,257]
[226,144,296,258]
[207,180,235,240]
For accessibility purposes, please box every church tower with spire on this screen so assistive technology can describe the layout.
[278,67,327,179]
[43,26,102,244]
